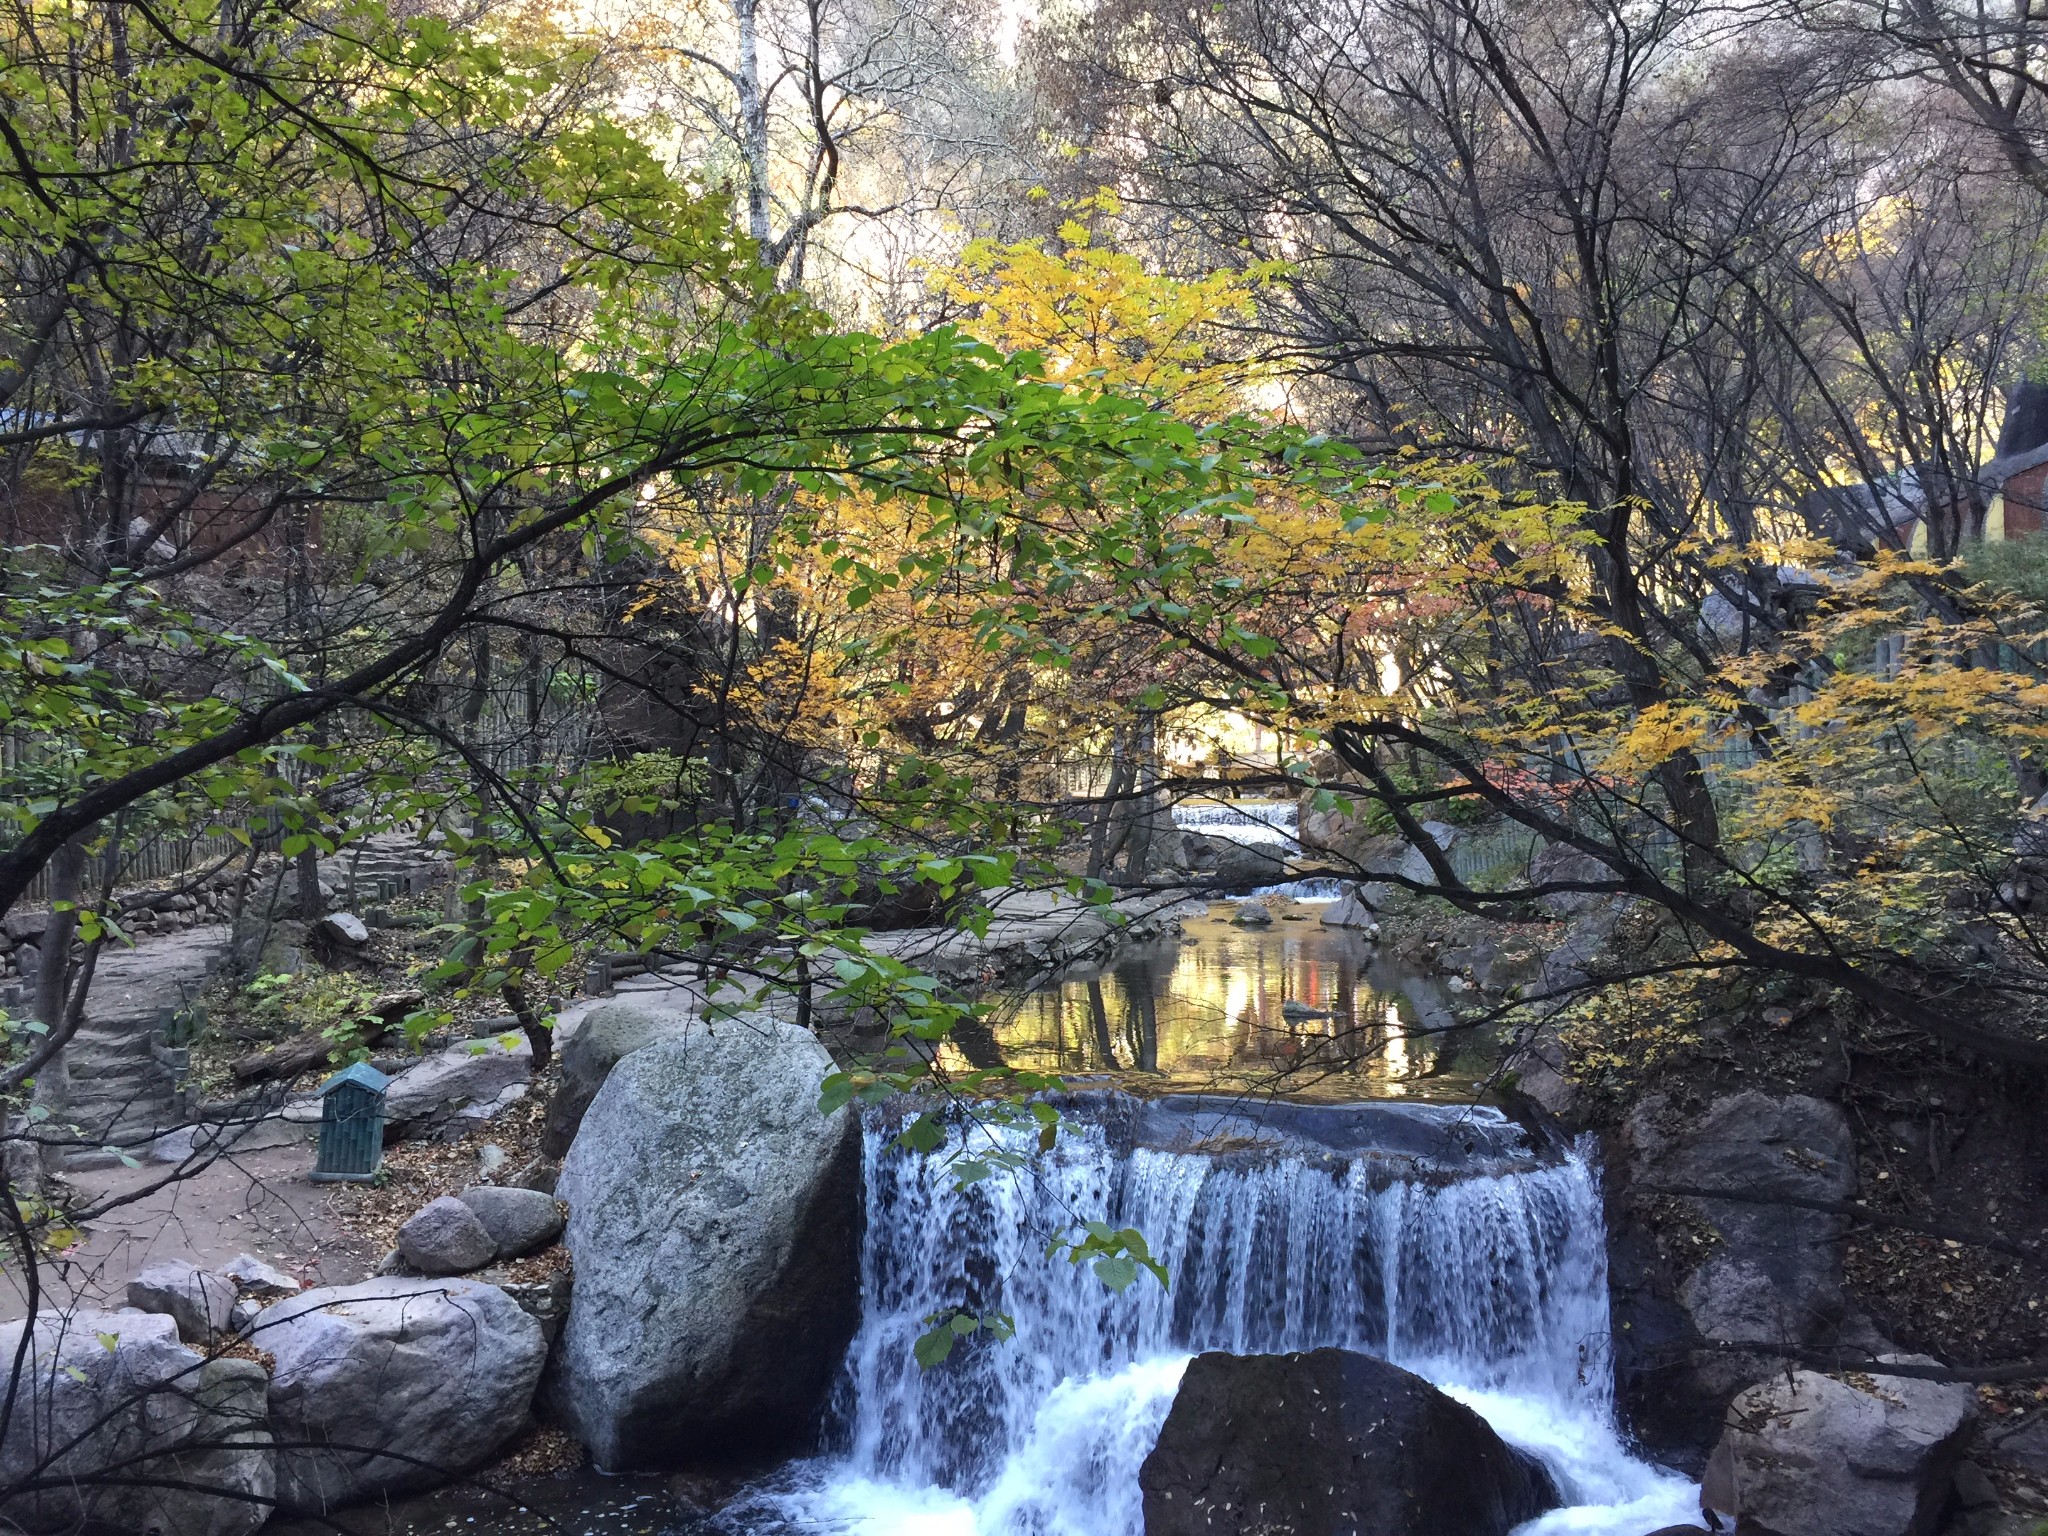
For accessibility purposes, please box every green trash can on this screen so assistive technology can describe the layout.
[311,1061,390,1183]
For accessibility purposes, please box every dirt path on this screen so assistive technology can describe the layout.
[1,1140,376,1320]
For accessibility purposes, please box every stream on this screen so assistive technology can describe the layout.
[991,904,1480,1098]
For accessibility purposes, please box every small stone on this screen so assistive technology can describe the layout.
[396,1196,497,1275]
[1280,1000,1332,1021]
[1954,1460,1999,1510]
[126,1259,237,1343]
[510,1155,560,1194]
[220,1252,300,1297]
[1230,898,1274,926]
[457,1184,566,1259]
[315,912,369,947]
[476,1142,509,1177]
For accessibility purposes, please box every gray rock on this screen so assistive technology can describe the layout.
[1702,1360,1973,1536]
[1542,901,1623,993]
[1631,1090,1856,1347]
[1611,1090,1862,1465]
[1318,887,1379,929]
[1954,1459,1999,1510]
[221,1252,300,1296]
[540,1001,694,1158]
[1293,756,1402,868]
[511,1155,560,1194]
[263,1275,546,1513]
[1397,820,1461,885]
[1230,897,1274,926]
[397,1195,498,1275]
[383,1033,531,1138]
[2,908,48,943]
[459,1184,566,1259]
[126,1258,237,1343]
[1280,999,1331,1022]
[1180,831,1289,890]
[549,1013,861,1471]
[0,1308,272,1536]
[315,911,369,947]
[1529,842,1616,917]
[1508,1019,1578,1119]
[1141,1348,1557,1536]
[1679,1256,1798,1347]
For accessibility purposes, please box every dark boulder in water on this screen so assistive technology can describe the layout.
[1140,1347,1558,1536]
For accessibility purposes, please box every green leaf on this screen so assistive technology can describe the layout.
[1092,1254,1140,1291]
[818,1074,855,1116]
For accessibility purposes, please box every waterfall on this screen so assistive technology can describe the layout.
[713,1098,1696,1536]
[1172,800,1340,901]
[1171,801,1299,848]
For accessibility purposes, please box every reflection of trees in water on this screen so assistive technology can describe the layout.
[995,925,1459,1090]
[1086,978,1115,1067]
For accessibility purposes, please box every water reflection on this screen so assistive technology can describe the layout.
[990,901,1481,1099]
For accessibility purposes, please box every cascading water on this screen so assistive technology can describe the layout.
[712,1097,1697,1536]
[1171,800,1345,901]
[1172,800,1299,850]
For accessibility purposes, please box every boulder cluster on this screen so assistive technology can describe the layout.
[0,1254,546,1535]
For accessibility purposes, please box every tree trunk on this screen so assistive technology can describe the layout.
[30,836,85,1125]
[733,0,773,255]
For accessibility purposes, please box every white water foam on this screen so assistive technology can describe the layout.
[719,1108,1696,1536]
[1172,800,1301,851]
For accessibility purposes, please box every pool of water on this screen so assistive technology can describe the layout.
[982,899,1485,1099]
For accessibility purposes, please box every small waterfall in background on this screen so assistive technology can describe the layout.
[1171,800,1344,902]
[1172,800,1299,848]
[711,1096,1697,1536]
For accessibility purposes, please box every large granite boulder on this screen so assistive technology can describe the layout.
[1611,1091,1862,1463]
[548,1013,862,1471]
[382,1034,531,1139]
[1140,1348,1557,1536]
[539,1001,694,1157]
[0,1308,272,1536]
[1702,1362,1974,1536]
[261,1275,546,1512]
